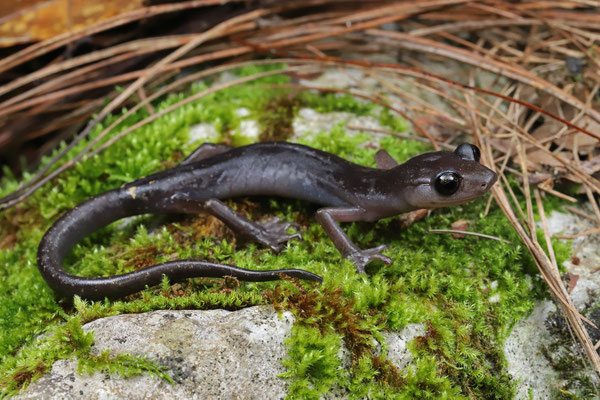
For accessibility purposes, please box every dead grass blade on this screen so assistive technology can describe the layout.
[427,229,513,244]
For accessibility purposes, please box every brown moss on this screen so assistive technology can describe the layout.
[413,305,513,398]
[3,362,47,392]
[168,214,232,245]
[115,244,160,270]
[258,93,300,142]
[213,275,241,292]
[0,204,42,249]
[372,354,406,389]
[166,198,260,247]
[158,283,191,299]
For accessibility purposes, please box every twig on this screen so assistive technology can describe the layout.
[366,28,600,125]
[0,9,265,209]
[0,66,306,211]
[0,0,246,75]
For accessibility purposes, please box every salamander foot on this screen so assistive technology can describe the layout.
[251,217,303,252]
[348,245,392,274]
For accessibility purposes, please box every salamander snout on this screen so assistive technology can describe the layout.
[475,166,498,192]
[482,169,498,190]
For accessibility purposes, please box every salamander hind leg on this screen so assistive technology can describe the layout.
[256,216,304,251]
[202,199,303,252]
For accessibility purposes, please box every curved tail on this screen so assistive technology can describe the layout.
[37,189,322,301]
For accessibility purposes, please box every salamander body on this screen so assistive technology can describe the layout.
[37,142,497,300]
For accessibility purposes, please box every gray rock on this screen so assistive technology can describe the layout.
[188,122,219,144]
[23,214,600,400]
[382,324,425,371]
[504,301,559,400]
[16,306,295,400]
[15,305,427,400]
[292,108,386,142]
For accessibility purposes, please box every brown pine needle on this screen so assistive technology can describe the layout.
[565,206,600,224]
[538,185,578,203]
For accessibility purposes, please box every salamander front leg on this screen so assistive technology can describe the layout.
[374,149,398,170]
[201,199,302,252]
[315,207,391,274]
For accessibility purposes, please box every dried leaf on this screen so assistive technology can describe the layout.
[566,272,580,294]
[527,149,566,169]
[0,0,142,46]
[397,209,429,230]
[450,219,470,238]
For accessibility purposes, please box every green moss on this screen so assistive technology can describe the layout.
[0,65,568,398]
[297,91,376,116]
[379,108,410,133]
[280,325,343,399]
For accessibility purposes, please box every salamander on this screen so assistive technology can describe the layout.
[37,142,497,300]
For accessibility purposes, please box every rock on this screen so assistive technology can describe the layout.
[293,108,386,142]
[545,209,600,309]
[504,301,559,399]
[16,306,295,400]
[298,69,377,89]
[21,208,600,399]
[238,119,260,139]
[15,305,426,399]
[188,122,219,143]
[382,324,425,371]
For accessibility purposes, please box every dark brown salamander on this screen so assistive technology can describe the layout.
[37,142,497,300]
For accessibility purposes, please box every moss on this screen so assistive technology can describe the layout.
[0,204,42,250]
[379,108,410,133]
[265,277,408,398]
[297,91,376,116]
[257,93,300,142]
[280,325,343,399]
[0,65,568,398]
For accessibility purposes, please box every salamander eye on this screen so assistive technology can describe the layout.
[434,171,461,195]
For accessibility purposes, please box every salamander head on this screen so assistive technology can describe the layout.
[398,143,497,209]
